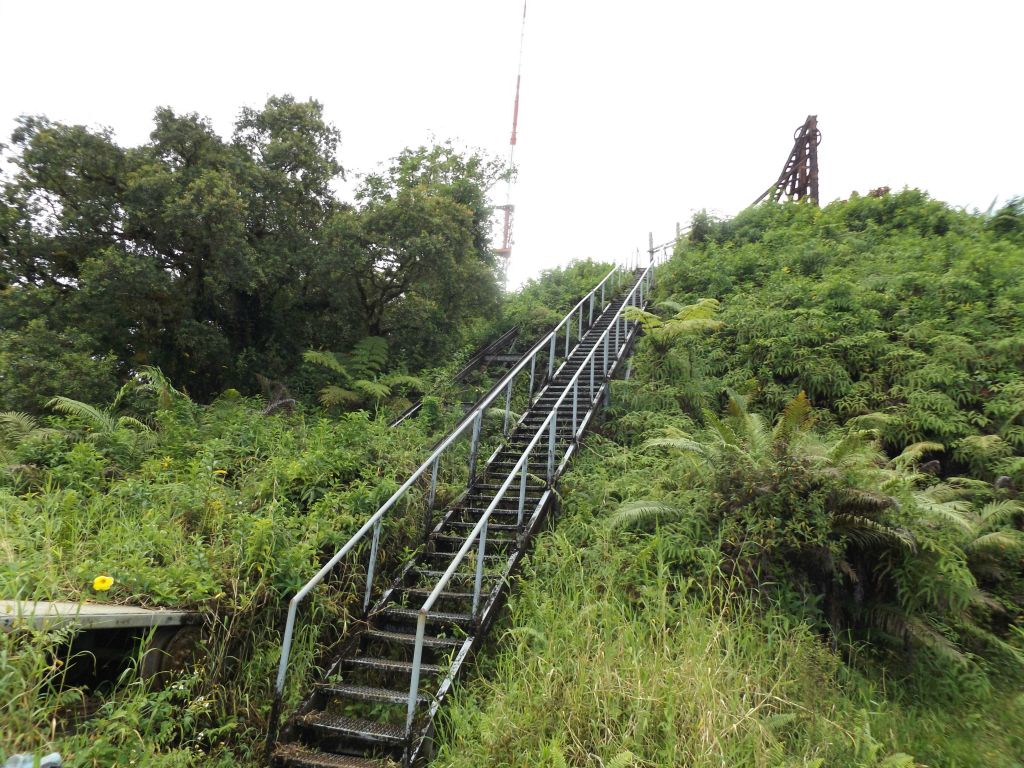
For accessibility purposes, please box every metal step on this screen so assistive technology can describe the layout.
[431,533,516,550]
[363,628,464,650]
[398,585,477,601]
[299,711,407,747]
[273,742,392,768]
[343,656,441,676]
[444,520,520,532]
[317,682,428,707]
[375,606,475,630]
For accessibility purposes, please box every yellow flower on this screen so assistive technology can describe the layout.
[213,468,227,476]
[93,575,114,591]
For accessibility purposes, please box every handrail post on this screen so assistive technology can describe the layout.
[363,518,382,612]
[468,410,483,482]
[547,409,557,484]
[502,379,513,437]
[528,355,536,402]
[548,333,555,379]
[425,457,440,536]
[564,316,570,357]
[589,354,595,402]
[577,305,583,344]
[588,292,594,327]
[406,612,427,736]
[517,454,529,529]
[603,332,609,376]
[601,283,605,306]
[472,518,489,619]
[572,379,578,435]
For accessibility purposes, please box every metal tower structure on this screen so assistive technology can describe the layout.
[495,1,527,288]
[753,115,821,206]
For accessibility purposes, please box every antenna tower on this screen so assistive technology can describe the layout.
[495,1,527,287]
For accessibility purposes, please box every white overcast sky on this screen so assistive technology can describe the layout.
[2,0,1022,287]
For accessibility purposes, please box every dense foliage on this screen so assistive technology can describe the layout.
[0,257,617,764]
[0,375,464,763]
[0,99,503,408]
[435,191,1024,767]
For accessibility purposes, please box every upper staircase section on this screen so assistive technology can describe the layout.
[267,259,660,766]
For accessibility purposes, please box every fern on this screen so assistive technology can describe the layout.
[608,500,686,531]
[303,350,352,380]
[890,441,944,470]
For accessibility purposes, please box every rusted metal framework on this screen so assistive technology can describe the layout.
[754,114,821,205]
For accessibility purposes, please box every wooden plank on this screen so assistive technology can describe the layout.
[0,600,198,631]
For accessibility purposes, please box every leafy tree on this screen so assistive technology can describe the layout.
[0,103,503,406]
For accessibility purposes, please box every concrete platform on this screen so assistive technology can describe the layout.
[0,600,198,631]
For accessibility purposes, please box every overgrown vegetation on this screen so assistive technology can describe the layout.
[0,255,617,764]
[434,191,1024,767]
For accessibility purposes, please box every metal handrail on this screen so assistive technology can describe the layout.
[402,262,653,735]
[272,263,630,703]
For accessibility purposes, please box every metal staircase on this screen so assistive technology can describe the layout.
[268,261,657,767]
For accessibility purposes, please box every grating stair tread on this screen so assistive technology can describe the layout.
[399,585,476,599]
[317,682,428,706]
[273,743,393,767]
[344,656,441,676]
[299,711,407,746]
[363,628,465,648]
[444,520,520,532]
[377,606,475,628]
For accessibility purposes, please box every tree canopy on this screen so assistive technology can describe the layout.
[0,97,503,408]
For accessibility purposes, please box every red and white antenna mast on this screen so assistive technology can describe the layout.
[495,1,526,288]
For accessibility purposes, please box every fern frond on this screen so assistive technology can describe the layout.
[846,412,893,431]
[915,497,976,533]
[0,412,43,443]
[137,366,190,408]
[836,487,899,513]
[382,374,425,394]
[833,514,917,552]
[623,306,662,331]
[653,299,683,315]
[774,391,815,443]
[347,336,389,378]
[319,386,360,407]
[115,416,151,432]
[966,530,1024,558]
[891,441,944,469]
[656,318,725,341]
[976,500,1024,532]
[46,397,117,433]
[608,500,684,531]
[352,379,392,401]
[303,350,352,379]
[673,297,720,321]
[643,436,707,455]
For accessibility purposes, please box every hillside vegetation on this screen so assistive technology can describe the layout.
[434,191,1024,767]
[0,257,611,764]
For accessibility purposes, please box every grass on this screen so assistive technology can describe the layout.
[432,453,1024,767]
